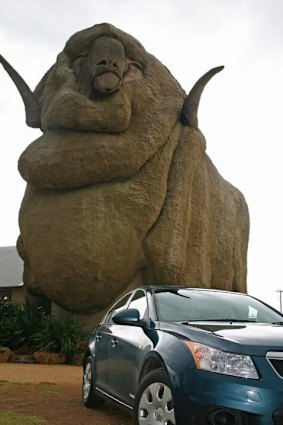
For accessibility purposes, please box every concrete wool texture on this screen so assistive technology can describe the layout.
[13,23,249,314]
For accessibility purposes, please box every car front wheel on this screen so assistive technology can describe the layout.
[82,356,105,408]
[133,369,176,425]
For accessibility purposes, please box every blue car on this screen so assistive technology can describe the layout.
[82,286,283,425]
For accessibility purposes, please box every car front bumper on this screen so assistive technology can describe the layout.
[172,363,283,425]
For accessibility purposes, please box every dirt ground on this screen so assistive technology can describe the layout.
[0,363,132,425]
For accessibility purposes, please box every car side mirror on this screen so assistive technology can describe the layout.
[112,308,142,326]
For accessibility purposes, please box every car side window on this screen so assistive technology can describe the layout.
[104,293,132,324]
[128,290,148,320]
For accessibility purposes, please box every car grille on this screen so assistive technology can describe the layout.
[266,351,283,378]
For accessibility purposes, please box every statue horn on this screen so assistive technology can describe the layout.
[0,54,41,128]
[181,66,224,128]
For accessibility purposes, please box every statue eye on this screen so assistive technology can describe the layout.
[72,53,87,66]
[72,54,88,79]
[131,61,143,72]
[97,59,108,66]
[123,61,144,83]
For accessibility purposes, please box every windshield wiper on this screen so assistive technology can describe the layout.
[272,321,283,325]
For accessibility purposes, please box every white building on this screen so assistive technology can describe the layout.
[0,246,25,304]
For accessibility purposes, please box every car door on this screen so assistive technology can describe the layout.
[107,290,149,405]
[94,292,132,393]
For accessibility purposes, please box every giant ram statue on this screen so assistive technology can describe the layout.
[0,23,249,315]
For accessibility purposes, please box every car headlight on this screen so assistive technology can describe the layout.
[186,341,259,379]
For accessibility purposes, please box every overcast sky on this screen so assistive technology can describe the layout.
[0,0,282,309]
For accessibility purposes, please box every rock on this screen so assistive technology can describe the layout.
[33,351,66,365]
[9,353,35,364]
[0,347,12,363]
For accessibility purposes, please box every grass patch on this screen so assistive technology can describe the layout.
[0,411,47,425]
[8,382,59,395]
[37,382,59,394]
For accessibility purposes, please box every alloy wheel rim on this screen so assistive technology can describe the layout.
[83,363,92,400]
[138,382,175,425]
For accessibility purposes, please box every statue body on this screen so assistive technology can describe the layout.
[0,24,249,314]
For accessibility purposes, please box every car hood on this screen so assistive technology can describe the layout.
[160,322,283,356]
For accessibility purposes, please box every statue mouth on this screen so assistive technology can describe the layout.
[93,71,121,95]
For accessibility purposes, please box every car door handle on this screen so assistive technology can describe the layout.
[96,334,102,342]
[111,338,118,348]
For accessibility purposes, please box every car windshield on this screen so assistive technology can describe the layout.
[154,289,283,324]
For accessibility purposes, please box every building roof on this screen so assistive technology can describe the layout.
[0,246,24,288]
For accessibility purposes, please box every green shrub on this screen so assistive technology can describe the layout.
[17,301,46,350]
[0,300,88,362]
[32,313,88,362]
[0,300,45,352]
[0,301,22,350]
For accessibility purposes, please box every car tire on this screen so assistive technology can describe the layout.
[82,356,105,408]
[133,368,176,425]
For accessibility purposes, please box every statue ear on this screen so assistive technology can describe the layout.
[123,61,144,83]
[33,65,54,102]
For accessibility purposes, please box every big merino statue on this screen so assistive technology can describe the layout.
[0,23,249,314]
